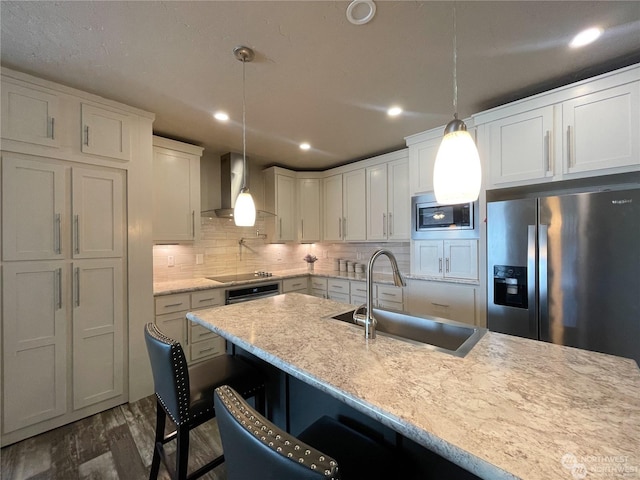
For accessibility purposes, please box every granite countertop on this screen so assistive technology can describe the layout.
[187,293,640,480]
[153,269,404,296]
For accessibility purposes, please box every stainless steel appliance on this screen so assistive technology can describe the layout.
[411,193,476,239]
[225,283,280,304]
[487,186,640,365]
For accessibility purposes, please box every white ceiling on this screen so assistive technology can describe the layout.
[2,1,639,170]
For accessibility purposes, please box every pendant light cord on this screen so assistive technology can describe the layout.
[452,3,458,120]
[242,57,247,190]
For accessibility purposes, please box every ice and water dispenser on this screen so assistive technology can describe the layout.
[493,265,528,309]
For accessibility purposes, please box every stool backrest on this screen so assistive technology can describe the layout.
[214,385,340,480]
[144,323,190,425]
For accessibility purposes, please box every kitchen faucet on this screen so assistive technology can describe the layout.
[362,249,406,339]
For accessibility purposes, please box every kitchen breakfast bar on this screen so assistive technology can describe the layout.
[187,293,640,480]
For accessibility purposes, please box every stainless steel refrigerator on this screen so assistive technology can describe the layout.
[487,187,640,366]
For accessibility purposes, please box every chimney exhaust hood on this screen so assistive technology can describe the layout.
[201,152,274,219]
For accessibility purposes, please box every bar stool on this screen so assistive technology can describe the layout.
[214,384,399,480]
[144,323,265,480]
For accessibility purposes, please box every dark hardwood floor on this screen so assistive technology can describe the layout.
[1,395,227,480]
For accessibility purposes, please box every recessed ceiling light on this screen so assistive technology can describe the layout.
[300,142,311,151]
[570,27,603,48]
[387,106,403,117]
[214,111,229,121]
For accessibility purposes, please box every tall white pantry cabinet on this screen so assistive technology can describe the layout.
[1,68,156,446]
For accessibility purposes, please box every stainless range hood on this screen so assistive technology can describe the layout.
[201,152,274,219]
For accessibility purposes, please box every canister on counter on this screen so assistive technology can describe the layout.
[339,259,347,272]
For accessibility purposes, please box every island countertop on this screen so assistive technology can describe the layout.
[187,293,640,480]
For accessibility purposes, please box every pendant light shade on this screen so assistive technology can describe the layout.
[433,5,481,205]
[233,45,257,227]
[234,189,256,226]
[434,118,481,204]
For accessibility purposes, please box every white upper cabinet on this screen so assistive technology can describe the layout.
[1,82,60,148]
[475,65,640,188]
[562,82,639,174]
[152,136,202,243]
[297,177,322,242]
[366,156,410,241]
[323,174,343,241]
[412,239,478,281]
[71,167,125,258]
[406,130,442,196]
[264,167,296,242]
[81,104,132,161]
[342,169,366,241]
[2,155,67,261]
[486,106,556,186]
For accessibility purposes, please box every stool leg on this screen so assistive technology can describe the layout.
[149,400,166,480]
[175,425,190,480]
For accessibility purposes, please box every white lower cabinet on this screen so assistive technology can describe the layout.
[154,288,226,365]
[282,277,309,294]
[2,258,126,437]
[310,277,328,299]
[350,280,404,311]
[327,278,350,303]
[405,279,477,326]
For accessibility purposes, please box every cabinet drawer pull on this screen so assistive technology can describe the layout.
[380,292,396,297]
[332,285,344,289]
[198,331,212,338]
[431,302,450,308]
[197,298,216,303]
[198,346,217,354]
[291,283,302,287]
[164,302,185,308]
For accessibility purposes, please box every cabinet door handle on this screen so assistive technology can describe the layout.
[545,130,553,173]
[567,125,573,168]
[343,217,347,239]
[50,117,55,140]
[74,267,80,307]
[279,218,283,237]
[439,258,443,273]
[431,302,450,308]
[164,302,185,308]
[56,268,62,310]
[445,258,450,273]
[73,215,80,254]
[301,219,304,239]
[192,210,195,238]
[382,213,386,236]
[338,218,342,238]
[388,212,393,237]
[84,125,90,146]
[54,213,61,254]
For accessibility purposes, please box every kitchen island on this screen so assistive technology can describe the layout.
[187,293,640,480]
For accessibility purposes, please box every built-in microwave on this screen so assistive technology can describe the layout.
[411,194,475,239]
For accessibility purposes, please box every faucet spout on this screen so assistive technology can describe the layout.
[365,249,406,339]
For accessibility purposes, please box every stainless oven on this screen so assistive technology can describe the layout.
[411,193,476,239]
[225,282,280,304]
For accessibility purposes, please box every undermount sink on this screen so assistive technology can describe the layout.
[329,308,486,357]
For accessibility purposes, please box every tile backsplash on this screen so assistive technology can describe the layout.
[153,217,409,282]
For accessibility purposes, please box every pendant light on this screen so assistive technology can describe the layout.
[233,45,257,227]
[433,4,481,205]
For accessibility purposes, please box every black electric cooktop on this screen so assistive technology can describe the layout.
[207,272,276,283]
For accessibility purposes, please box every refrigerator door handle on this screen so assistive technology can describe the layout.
[527,225,537,337]
[538,224,549,341]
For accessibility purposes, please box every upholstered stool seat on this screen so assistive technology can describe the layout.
[144,323,265,480]
[214,384,398,480]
